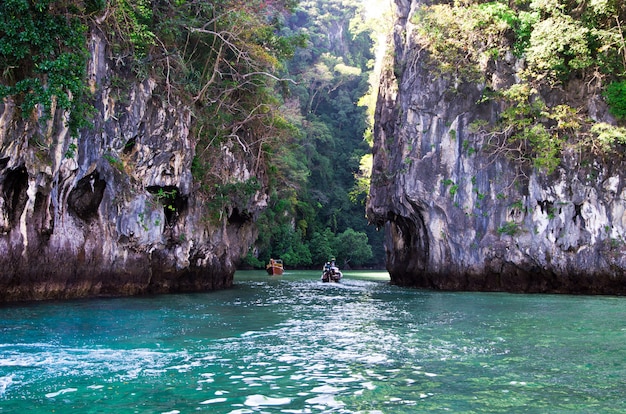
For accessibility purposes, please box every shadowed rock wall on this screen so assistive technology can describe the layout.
[367,0,626,294]
[0,31,266,302]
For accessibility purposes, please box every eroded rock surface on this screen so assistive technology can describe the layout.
[367,0,626,293]
[0,32,265,302]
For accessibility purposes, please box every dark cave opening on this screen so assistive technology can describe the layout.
[2,166,29,227]
[68,172,107,221]
[228,207,251,225]
[146,185,187,225]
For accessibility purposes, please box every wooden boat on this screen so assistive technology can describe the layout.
[321,261,342,282]
[266,258,284,275]
[321,269,342,282]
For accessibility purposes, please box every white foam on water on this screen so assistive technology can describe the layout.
[260,375,283,380]
[45,388,78,398]
[0,375,14,397]
[2,345,192,391]
[198,372,215,386]
[304,394,344,408]
[161,411,180,414]
[200,397,227,404]
[361,381,376,390]
[0,352,55,367]
[244,394,292,406]
[242,377,263,387]
[87,385,104,390]
[278,355,300,363]
[310,385,344,394]
[167,360,202,372]
[146,364,169,373]
[325,374,364,384]
[365,369,387,380]
[359,354,389,364]
[250,361,272,366]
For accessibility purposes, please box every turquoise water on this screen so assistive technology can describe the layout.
[1,270,625,413]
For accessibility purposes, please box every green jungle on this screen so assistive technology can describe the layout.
[2,0,626,269]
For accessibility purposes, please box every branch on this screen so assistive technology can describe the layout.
[228,133,249,153]
[242,72,297,84]
[192,42,225,103]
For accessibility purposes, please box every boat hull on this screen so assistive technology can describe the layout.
[266,259,284,275]
[321,271,342,283]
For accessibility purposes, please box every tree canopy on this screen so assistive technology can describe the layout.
[412,0,626,173]
[244,0,385,269]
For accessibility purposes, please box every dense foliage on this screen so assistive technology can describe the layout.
[0,0,385,269]
[0,0,95,136]
[412,0,626,173]
[245,0,384,269]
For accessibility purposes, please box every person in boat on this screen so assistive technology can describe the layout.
[321,261,331,281]
[322,261,331,282]
[321,258,342,282]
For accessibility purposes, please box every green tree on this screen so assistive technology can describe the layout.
[250,0,386,268]
[335,228,372,268]
[309,228,337,265]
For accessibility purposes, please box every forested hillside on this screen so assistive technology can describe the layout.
[409,0,626,172]
[245,0,388,269]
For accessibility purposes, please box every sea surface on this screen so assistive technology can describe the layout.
[1,270,625,413]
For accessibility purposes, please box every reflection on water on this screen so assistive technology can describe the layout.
[1,270,625,413]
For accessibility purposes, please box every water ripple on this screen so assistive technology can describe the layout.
[1,271,625,413]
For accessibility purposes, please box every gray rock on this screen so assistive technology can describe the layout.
[0,32,264,301]
[367,0,626,294]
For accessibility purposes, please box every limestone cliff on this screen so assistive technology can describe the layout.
[0,32,266,302]
[367,0,626,293]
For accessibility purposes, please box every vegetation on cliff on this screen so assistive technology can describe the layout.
[0,0,95,137]
[411,0,626,174]
[0,0,386,269]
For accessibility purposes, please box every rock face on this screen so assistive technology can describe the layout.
[367,0,626,294]
[0,32,265,302]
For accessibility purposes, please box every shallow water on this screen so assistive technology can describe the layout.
[1,270,625,413]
